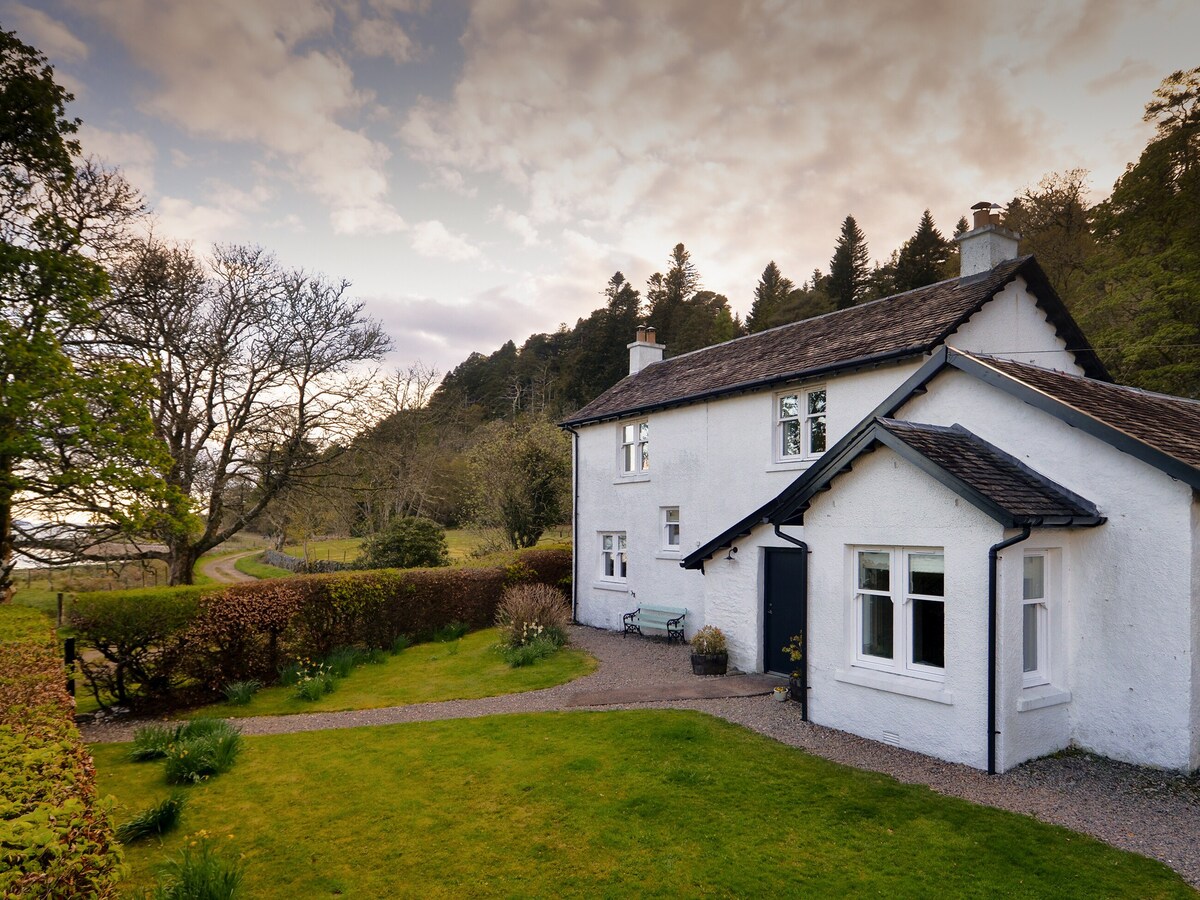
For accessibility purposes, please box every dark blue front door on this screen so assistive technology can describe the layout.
[763,548,806,675]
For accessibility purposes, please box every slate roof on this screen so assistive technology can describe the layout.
[562,256,1107,426]
[964,354,1200,470]
[874,419,1102,523]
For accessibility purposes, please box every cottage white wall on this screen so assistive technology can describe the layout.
[945,278,1084,374]
[572,359,929,634]
[1192,494,1200,770]
[801,448,1001,768]
[903,371,1197,770]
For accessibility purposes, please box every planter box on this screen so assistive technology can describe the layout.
[691,652,728,676]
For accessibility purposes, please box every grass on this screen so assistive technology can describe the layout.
[232,553,292,579]
[191,628,596,718]
[281,526,574,565]
[92,710,1194,898]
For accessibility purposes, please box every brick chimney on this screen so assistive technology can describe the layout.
[628,325,665,375]
[956,201,1020,277]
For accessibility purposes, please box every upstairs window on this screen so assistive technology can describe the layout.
[620,421,649,475]
[661,507,681,551]
[777,387,827,460]
[600,532,627,582]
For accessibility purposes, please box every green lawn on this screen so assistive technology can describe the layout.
[282,527,574,565]
[192,628,596,718]
[92,710,1193,898]
[233,552,293,579]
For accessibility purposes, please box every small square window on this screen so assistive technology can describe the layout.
[662,507,681,550]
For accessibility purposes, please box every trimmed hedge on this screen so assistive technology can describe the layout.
[0,607,123,897]
[72,548,573,706]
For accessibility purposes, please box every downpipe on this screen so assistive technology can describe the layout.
[773,524,809,723]
[987,525,1033,774]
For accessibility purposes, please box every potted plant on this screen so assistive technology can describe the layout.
[782,633,804,701]
[690,626,728,676]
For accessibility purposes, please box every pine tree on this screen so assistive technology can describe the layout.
[646,243,700,351]
[746,261,794,332]
[893,210,952,292]
[827,215,871,309]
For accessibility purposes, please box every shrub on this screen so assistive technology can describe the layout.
[691,626,728,655]
[0,607,123,896]
[358,517,450,570]
[116,793,187,843]
[163,722,243,785]
[501,635,560,668]
[389,635,411,655]
[131,724,178,761]
[324,647,364,679]
[431,620,468,642]
[222,680,261,706]
[71,586,210,707]
[151,835,244,899]
[495,583,571,648]
[293,665,335,702]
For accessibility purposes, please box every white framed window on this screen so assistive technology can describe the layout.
[776,386,827,460]
[1022,552,1050,688]
[661,507,681,551]
[600,532,627,582]
[619,421,649,475]
[853,547,944,681]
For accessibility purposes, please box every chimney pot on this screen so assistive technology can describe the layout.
[635,325,647,343]
[645,326,656,342]
[957,201,1020,277]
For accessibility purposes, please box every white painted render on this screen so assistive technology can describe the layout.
[902,370,1198,771]
[957,224,1021,277]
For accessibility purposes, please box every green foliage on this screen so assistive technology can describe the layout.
[358,516,450,569]
[827,215,871,309]
[0,606,123,896]
[431,620,469,642]
[221,680,261,706]
[71,586,209,707]
[163,723,243,785]
[501,634,560,667]
[389,634,411,655]
[130,724,178,762]
[115,793,187,843]
[745,261,795,333]
[467,419,570,549]
[691,625,728,655]
[893,209,953,292]
[292,668,334,702]
[151,836,245,900]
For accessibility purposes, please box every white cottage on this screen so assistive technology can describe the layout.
[561,204,1200,774]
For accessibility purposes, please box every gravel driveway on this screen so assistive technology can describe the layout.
[80,625,1200,887]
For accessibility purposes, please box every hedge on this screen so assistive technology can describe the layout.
[0,607,123,897]
[72,548,573,706]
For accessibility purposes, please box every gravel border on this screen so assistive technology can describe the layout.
[79,625,1200,887]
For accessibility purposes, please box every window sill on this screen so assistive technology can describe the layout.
[591,580,630,593]
[654,551,682,560]
[767,458,818,473]
[613,474,651,485]
[835,667,954,705]
[1017,685,1071,712]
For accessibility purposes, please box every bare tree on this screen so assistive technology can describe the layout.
[101,239,390,583]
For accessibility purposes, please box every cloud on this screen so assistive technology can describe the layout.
[78,125,157,192]
[491,204,541,247]
[152,181,272,244]
[1086,57,1157,94]
[6,3,88,63]
[352,17,418,64]
[411,219,480,261]
[80,0,405,235]
[399,0,1155,318]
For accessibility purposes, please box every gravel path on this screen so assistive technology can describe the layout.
[80,625,1200,887]
[198,551,260,584]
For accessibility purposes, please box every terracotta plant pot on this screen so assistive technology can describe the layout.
[691,652,728,676]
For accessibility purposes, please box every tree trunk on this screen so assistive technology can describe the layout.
[167,544,198,586]
[0,493,13,604]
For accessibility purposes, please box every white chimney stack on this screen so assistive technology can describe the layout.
[956,201,1021,278]
[628,324,665,375]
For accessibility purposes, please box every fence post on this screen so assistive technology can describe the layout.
[56,592,64,627]
[64,637,75,697]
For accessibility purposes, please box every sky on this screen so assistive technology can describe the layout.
[6,0,1199,375]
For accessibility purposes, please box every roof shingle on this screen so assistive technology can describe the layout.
[563,256,1104,426]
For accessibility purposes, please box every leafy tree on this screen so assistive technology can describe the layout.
[1081,67,1200,396]
[827,216,871,309]
[893,210,952,292]
[0,30,175,601]
[103,239,390,583]
[746,261,794,333]
[466,418,569,549]
[358,516,449,569]
[1004,170,1095,306]
[562,272,643,405]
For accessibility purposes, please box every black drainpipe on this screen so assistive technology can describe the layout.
[987,524,1033,774]
[773,524,810,723]
[562,424,581,622]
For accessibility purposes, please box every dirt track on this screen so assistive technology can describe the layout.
[198,551,261,584]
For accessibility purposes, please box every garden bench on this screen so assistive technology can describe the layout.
[623,605,687,644]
